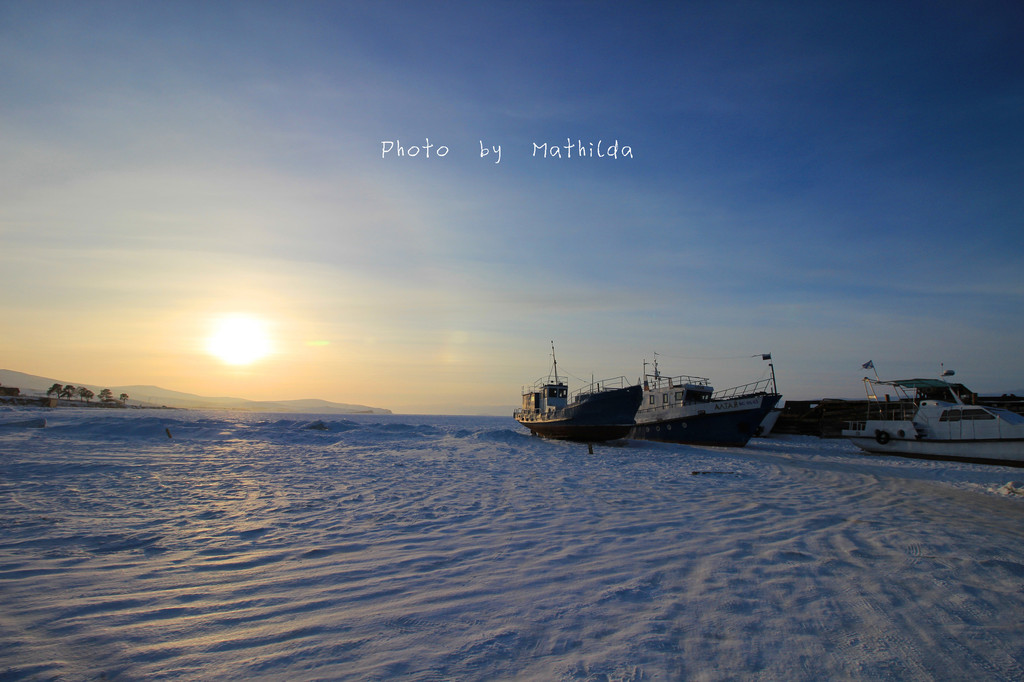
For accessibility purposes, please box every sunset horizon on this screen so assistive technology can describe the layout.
[3,1,1021,413]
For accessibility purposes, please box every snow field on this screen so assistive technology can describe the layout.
[2,409,1024,680]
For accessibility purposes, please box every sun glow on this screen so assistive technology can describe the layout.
[206,314,273,366]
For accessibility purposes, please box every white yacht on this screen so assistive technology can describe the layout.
[843,371,1024,465]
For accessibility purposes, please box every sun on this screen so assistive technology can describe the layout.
[206,314,273,366]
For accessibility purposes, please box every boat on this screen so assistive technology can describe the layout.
[756,407,783,437]
[842,370,1024,465]
[629,355,782,447]
[514,345,643,442]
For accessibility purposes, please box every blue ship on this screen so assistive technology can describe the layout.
[629,355,782,447]
[515,345,642,442]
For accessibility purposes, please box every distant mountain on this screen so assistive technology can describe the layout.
[0,369,391,414]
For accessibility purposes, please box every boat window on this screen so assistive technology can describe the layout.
[997,410,1024,425]
[962,408,995,420]
[939,410,961,422]
[663,394,669,404]
[649,395,655,405]
[675,391,685,401]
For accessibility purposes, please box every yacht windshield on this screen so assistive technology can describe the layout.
[994,409,1024,425]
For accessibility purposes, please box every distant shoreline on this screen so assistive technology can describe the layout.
[0,369,392,415]
[0,395,176,410]
[0,394,392,415]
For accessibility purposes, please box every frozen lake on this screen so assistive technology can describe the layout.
[2,408,1024,680]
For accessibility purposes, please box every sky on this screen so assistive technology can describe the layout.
[1,1,1022,414]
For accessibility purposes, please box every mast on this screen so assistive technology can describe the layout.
[550,340,559,383]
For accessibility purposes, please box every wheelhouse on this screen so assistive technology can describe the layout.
[521,382,569,412]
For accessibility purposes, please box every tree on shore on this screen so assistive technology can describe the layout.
[44,384,129,406]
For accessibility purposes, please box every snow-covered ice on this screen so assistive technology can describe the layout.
[2,407,1024,680]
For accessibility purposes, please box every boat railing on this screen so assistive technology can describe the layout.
[845,400,924,431]
[572,376,633,402]
[713,377,776,400]
[513,407,538,421]
[521,376,569,393]
[643,374,711,391]
[864,399,918,421]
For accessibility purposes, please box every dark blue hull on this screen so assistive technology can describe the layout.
[630,393,781,447]
[516,385,643,442]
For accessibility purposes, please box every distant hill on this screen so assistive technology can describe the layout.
[0,369,391,414]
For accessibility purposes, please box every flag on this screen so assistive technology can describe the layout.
[762,354,772,361]
[861,360,874,370]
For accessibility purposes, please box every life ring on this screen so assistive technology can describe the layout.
[874,430,891,445]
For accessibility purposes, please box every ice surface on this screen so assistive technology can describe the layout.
[2,408,1024,680]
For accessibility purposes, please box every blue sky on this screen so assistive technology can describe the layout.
[2,1,1022,413]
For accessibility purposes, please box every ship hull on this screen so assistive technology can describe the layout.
[520,421,635,442]
[845,419,1024,466]
[630,393,781,447]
